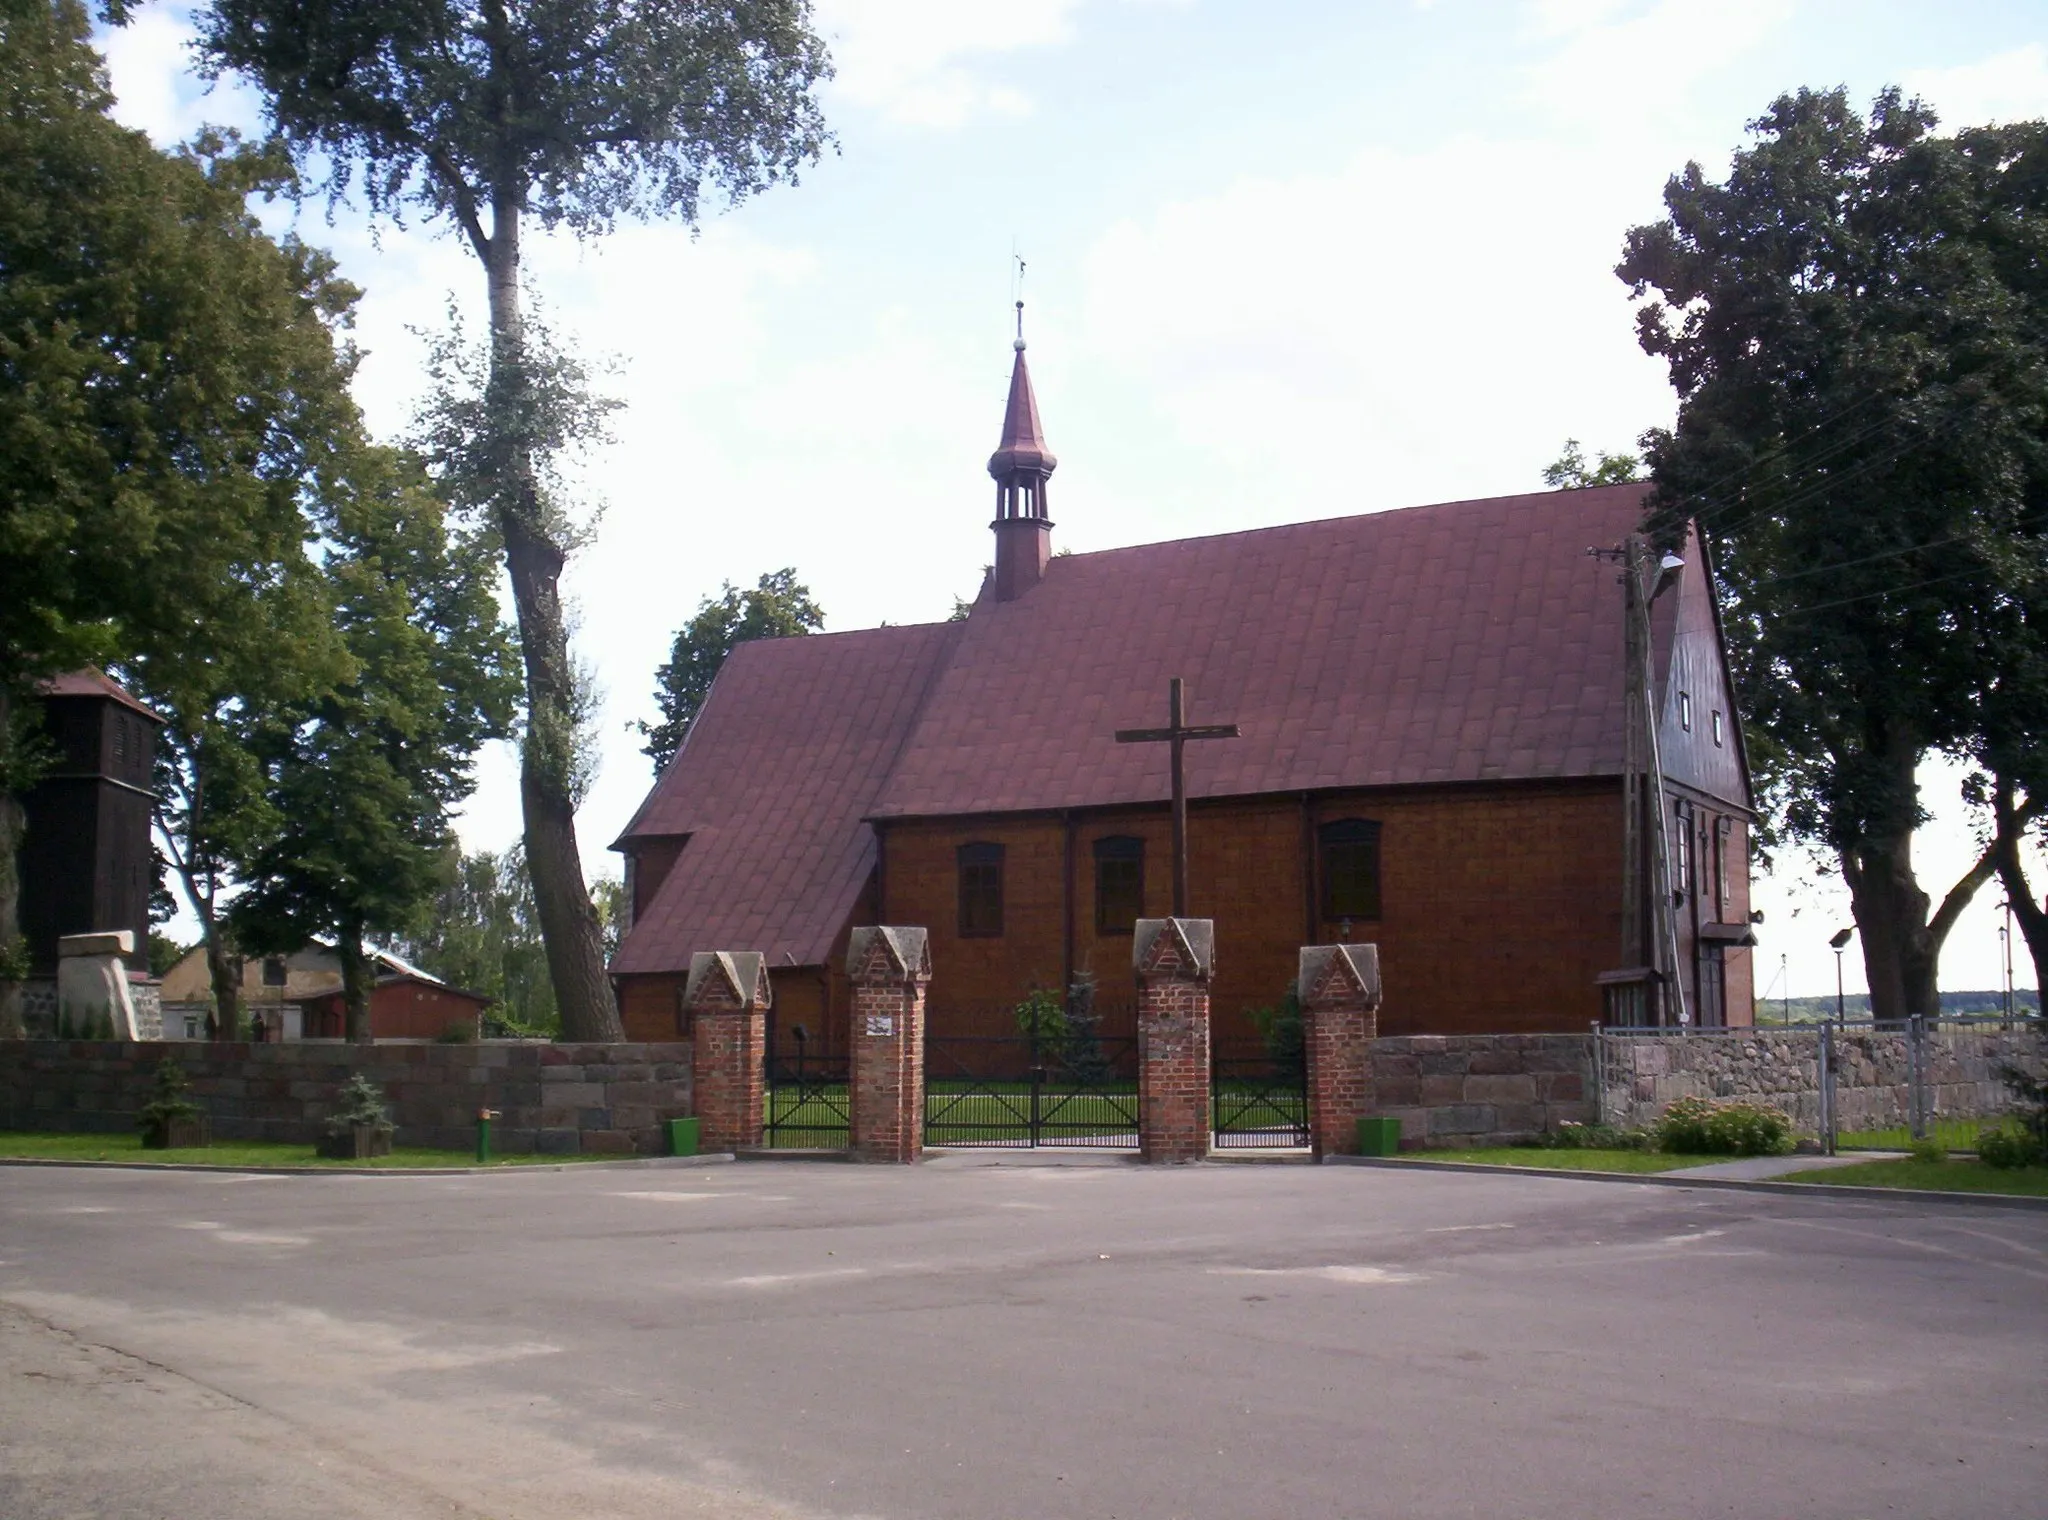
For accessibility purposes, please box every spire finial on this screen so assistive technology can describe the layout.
[1013,254,1027,351]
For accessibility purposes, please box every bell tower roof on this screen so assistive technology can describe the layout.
[988,315,1057,480]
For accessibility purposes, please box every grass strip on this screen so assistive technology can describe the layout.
[1388,1147,1717,1173]
[0,1131,622,1169]
[1780,1157,2048,1197]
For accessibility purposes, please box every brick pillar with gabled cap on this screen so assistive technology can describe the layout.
[682,951,768,1153]
[1298,943,1381,1159]
[1133,917,1214,1163]
[846,927,931,1163]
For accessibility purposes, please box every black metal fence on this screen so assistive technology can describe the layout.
[1211,1051,1308,1148]
[764,1048,850,1149]
[924,1034,1140,1148]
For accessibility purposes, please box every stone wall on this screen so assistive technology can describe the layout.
[1370,1033,1595,1148]
[0,1039,693,1155]
[1597,1022,2046,1136]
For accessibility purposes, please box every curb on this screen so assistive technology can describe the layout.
[0,1153,733,1178]
[1325,1154,2048,1212]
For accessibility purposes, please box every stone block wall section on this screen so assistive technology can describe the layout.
[1370,1034,1596,1147]
[0,1040,693,1155]
[1134,918,1214,1163]
[1599,1023,2047,1136]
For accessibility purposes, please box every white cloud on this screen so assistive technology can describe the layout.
[1077,135,1671,527]
[813,0,1083,126]
[1908,44,2048,131]
[1520,0,1793,127]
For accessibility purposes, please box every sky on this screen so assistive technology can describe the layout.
[95,0,2048,1001]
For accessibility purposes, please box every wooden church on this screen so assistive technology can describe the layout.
[610,336,1756,1054]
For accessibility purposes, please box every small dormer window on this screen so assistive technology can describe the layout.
[1678,692,1693,732]
[1712,709,1725,747]
[262,956,288,987]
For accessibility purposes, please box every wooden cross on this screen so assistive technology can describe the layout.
[1114,677,1240,918]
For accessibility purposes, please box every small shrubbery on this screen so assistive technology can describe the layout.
[1905,1137,1948,1165]
[1540,1121,1651,1151]
[326,1074,394,1138]
[1651,1096,1794,1156]
[135,1058,205,1138]
[1976,1123,2043,1170]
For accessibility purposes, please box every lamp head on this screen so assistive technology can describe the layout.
[1828,928,1854,950]
[1651,551,1685,600]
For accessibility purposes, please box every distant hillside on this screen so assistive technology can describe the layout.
[1752,991,2039,1024]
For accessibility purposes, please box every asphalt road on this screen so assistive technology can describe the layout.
[1,1153,2042,1519]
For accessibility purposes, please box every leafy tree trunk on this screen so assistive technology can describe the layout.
[1993,776,2048,1001]
[485,198,621,1045]
[1841,733,1999,1022]
[203,929,241,1040]
[336,929,374,1044]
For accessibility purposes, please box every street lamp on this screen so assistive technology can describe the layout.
[1829,927,1854,1025]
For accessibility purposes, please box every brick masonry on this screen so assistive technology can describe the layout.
[846,928,930,1163]
[0,1040,692,1155]
[1299,944,1380,1159]
[683,952,769,1153]
[1134,919,1213,1163]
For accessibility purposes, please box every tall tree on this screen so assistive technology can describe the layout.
[0,0,363,1034]
[641,568,824,772]
[1619,88,2048,1020]
[1542,438,1643,489]
[230,447,519,1040]
[399,845,562,1036]
[193,1,833,1040]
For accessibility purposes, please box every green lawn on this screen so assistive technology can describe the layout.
[0,1131,622,1169]
[1387,1147,1720,1173]
[1837,1118,1990,1154]
[1782,1157,2048,1197]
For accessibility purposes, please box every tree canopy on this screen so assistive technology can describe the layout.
[193,0,835,1042]
[1542,438,1642,489]
[230,447,519,1040]
[642,568,825,772]
[0,0,366,1030]
[1619,87,2048,1017]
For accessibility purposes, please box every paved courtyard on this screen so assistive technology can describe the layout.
[2,1152,2042,1519]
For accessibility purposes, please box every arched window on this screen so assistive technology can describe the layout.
[1318,818,1382,922]
[1093,836,1145,936]
[957,842,1005,938]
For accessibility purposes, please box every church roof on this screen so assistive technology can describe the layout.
[613,622,961,974]
[37,668,163,722]
[614,483,1676,974]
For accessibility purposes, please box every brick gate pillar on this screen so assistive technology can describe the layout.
[1133,918,1214,1163]
[846,927,931,1163]
[1298,943,1382,1159]
[683,951,769,1153]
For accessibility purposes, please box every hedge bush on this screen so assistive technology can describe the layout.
[1653,1096,1794,1156]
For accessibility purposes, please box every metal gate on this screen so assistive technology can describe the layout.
[764,1045,850,1149]
[925,1034,1140,1148]
[1212,1051,1308,1148]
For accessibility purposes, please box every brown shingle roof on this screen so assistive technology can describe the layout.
[612,622,960,975]
[37,668,163,722]
[615,484,1658,973]
[873,484,1647,816]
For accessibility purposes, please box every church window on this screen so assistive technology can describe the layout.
[957,842,1005,938]
[1679,691,1693,732]
[1093,836,1145,935]
[1317,818,1382,922]
[1712,709,1725,746]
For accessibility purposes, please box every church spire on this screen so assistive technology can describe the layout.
[988,297,1056,602]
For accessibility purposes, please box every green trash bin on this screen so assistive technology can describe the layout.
[665,1117,700,1157]
[1355,1116,1403,1156]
